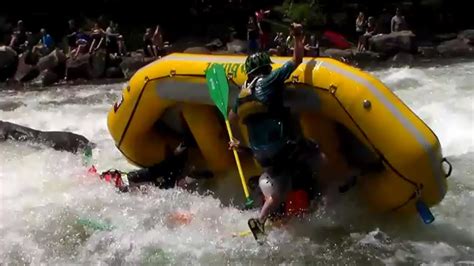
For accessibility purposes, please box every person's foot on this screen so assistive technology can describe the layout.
[248,218,266,245]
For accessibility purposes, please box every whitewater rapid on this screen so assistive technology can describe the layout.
[1,62,473,264]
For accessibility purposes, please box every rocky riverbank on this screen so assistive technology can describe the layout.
[1,29,473,89]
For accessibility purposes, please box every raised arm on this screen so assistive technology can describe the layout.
[291,23,304,66]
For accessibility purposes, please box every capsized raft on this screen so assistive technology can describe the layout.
[107,53,450,214]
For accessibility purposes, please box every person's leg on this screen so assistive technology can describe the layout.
[127,168,154,184]
[258,171,290,223]
[147,45,154,57]
[152,45,158,57]
[89,39,96,54]
[118,40,126,56]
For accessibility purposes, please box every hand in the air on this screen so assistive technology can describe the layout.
[290,23,303,38]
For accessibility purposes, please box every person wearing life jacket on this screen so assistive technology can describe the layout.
[228,23,321,234]
[97,142,213,192]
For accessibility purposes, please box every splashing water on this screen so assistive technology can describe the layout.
[1,62,473,264]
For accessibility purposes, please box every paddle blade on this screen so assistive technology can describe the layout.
[205,64,229,118]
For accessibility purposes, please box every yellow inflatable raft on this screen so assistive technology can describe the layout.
[107,53,449,215]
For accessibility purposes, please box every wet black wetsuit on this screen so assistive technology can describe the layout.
[126,150,213,189]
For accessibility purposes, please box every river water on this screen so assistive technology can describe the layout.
[1,62,473,265]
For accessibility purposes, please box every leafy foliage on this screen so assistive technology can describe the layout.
[273,0,327,29]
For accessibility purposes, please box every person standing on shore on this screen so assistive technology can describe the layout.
[255,9,271,51]
[391,8,407,32]
[152,25,164,57]
[355,12,366,40]
[143,28,155,57]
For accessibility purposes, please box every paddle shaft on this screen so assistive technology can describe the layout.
[225,120,250,199]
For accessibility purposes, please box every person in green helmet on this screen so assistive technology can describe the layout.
[228,23,321,240]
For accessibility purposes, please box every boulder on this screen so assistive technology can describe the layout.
[90,50,106,79]
[31,69,60,87]
[205,38,224,50]
[390,52,415,66]
[14,52,39,82]
[107,53,123,68]
[211,50,240,55]
[65,54,91,80]
[119,55,154,79]
[352,51,382,66]
[418,46,438,58]
[458,29,474,45]
[437,39,474,57]
[183,47,211,54]
[369,31,417,55]
[4,79,22,90]
[105,67,124,78]
[0,45,18,82]
[433,33,457,43]
[23,50,41,66]
[321,48,353,61]
[37,49,66,72]
[226,39,247,53]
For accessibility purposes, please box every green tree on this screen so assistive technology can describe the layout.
[274,0,327,29]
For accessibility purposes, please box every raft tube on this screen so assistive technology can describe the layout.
[107,53,448,214]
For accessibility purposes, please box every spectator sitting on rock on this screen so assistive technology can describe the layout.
[70,29,90,59]
[391,8,407,33]
[271,32,287,56]
[152,25,165,57]
[355,12,366,40]
[358,16,377,52]
[273,32,284,45]
[9,20,28,53]
[89,23,106,54]
[268,32,284,55]
[34,28,54,56]
[304,34,320,57]
[143,27,155,57]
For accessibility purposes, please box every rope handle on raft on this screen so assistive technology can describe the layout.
[441,158,452,178]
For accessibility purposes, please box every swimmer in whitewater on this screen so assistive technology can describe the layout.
[228,23,324,241]
[96,142,213,192]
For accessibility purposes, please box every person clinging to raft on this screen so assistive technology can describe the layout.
[97,142,213,192]
[228,23,320,237]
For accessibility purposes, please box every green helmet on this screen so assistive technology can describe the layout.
[244,52,273,75]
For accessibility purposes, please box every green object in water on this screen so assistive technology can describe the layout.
[143,248,172,265]
[77,218,115,231]
[82,145,93,166]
